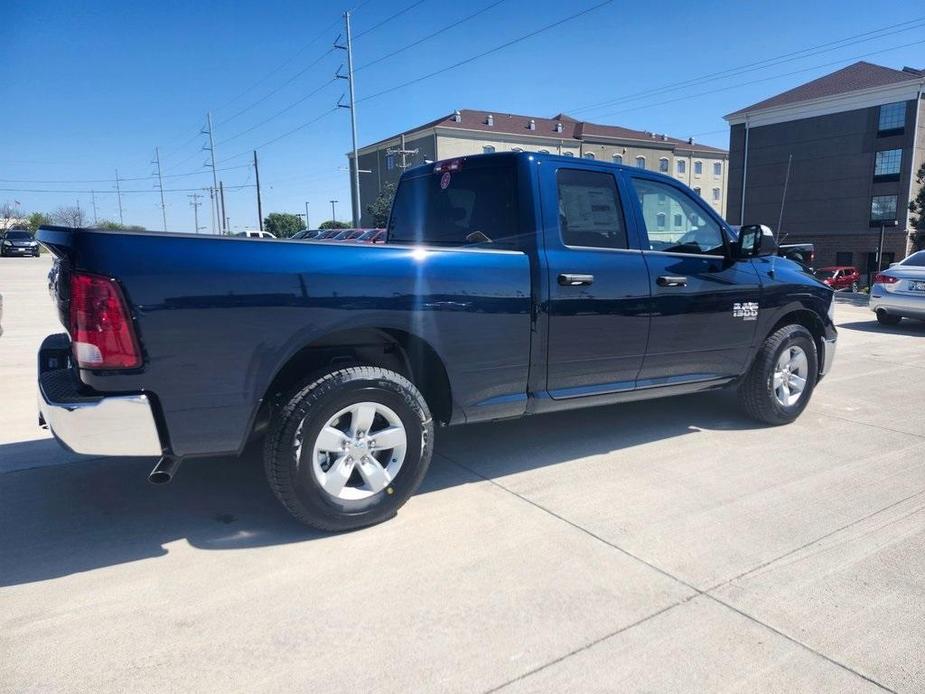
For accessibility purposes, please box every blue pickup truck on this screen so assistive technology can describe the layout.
[36,152,836,530]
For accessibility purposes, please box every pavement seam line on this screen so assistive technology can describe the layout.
[436,452,899,693]
[702,487,925,593]
[815,411,925,440]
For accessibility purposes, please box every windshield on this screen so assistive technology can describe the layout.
[388,162,517,247]
[5,230,32,240]
[900,250,925,267]
[814,270,836,280]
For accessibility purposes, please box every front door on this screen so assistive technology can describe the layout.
[628,176,761,385]
[544,167,650,398]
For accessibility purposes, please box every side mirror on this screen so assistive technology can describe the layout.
[736,224,777,258]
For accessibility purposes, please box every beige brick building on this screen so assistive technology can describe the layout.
[350,109,728,226]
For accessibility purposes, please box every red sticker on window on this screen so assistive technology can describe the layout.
[440,172,451,189]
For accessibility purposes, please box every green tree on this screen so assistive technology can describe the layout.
[319,220,351,230]
[365,182,395,228]
[909,162,925,252]
[263,212,305,238]
[26,212,51,233]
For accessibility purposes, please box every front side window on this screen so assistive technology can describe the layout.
[677,159,686,174]
[632,178,724,255]
[870,194,897,222]
[900,250,925,266]
[874,149,902,179]
[389,162,517,247]
[713,162,722,176]
[556,169,627,249]
[659,158,669,173]
[878,102,906,133]
[635,156,646,169]
[694,161,703,176]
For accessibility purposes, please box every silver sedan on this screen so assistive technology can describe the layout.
[870,250,925,325]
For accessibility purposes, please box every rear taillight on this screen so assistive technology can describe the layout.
[873,273,900,285]
[69,272,142,369]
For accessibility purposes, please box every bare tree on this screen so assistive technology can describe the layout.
[1,201,19,223]
[51,206,88,228]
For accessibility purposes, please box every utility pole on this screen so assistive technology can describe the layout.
[76,199,82,225]
[90,190,98,225]
[153,146,167,231]
[114,169,124,225]
[188,193,203,233]
[305,201,310,229]
[203,112,220,234]
[253,151,264,231]
[219,181,227,235]
[209,187,216,235]
[335,11,361,228]
[330,200,338,224]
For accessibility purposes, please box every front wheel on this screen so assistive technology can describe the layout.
[738,324,818,425]
[851,281,858,292]
[263,366,433,530]
[876,309,902,326]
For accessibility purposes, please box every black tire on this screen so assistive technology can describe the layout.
[876,309,902,326]
[263,366,433,531]
[738,324,818,425]
[851,281,858,292]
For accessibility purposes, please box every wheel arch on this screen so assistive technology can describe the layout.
[251,327,455,440]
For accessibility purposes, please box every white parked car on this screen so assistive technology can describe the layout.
[235,230,276,239]
[869,250,925,325]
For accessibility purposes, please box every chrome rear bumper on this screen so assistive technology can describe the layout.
[38,334,162,457]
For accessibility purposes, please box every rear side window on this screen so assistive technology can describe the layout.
[901,250,925,266]
[556,169,627,249]
[388,163,517,247]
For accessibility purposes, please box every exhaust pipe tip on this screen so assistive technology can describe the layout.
[148,456,181,485]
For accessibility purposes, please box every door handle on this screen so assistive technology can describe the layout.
[558,273,594,286]
[656,275,688,287]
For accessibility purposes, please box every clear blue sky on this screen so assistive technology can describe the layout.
[2,0,923,232]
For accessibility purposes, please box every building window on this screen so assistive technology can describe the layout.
[873,149,902,180]
[656,212,666,229]
[635,156,646,169]
[677,159,686,174]
[870,194,897,223]
[563,151,574,157]
[612,154,623,164]
[385,154,395,170]
[878,102,906,134]
[713,162,722,177]
[659,157,669,173]
[712,187,720,202]
[694,160,703,176]
[483,145,495,154]
[583,152,595,160]
[835,251,853,266]
[673,213,682,227]
[693,186,701,196]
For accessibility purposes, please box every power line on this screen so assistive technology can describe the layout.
[591,38,925,121]
[0,184,256,194]
[353,0,428,39]
[217,107,341,163]
[355,0,508,72]
[0,163,251,185]
[357,0,613,104]
[570,16,925,115]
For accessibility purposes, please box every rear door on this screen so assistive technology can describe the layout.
[542,165,650,398]
[628,175,761,385]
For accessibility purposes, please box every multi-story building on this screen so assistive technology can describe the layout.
[350,109,728,226]
[724,61,925,270]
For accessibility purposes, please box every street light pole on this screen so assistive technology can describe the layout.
[305,202,310,230]
[878,219,899,273]
[330,200,338,224]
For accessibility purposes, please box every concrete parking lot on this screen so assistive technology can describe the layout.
[1,255,923,693]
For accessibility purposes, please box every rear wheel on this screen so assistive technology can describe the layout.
[738,324,818,425]
[264,366,433,531]
[876,309,902,326]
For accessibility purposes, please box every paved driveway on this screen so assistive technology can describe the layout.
[1,256,923,693]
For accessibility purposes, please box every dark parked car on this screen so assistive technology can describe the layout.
[36,152,836,530]
[1,229,40,257]
[355,229,386,244]
[814,266,861,292]
[290,229,322,240]
[778,243,814,270]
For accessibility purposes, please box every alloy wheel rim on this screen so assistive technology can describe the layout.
[772,346,808,408]
[295,402,407,501]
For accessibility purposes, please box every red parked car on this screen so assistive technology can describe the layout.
[814,266,861,292]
